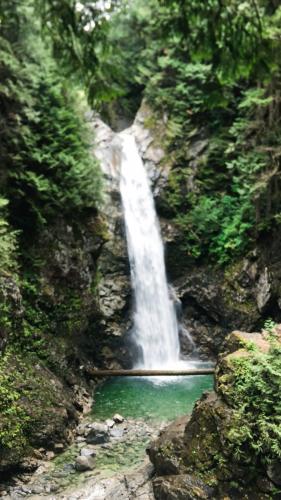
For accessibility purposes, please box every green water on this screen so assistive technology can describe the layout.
[92,375,213,422]
[26,375,214,493]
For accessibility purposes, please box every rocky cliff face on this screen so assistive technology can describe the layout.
[132,101,281,360]
[0,116,132,473]
[88,116,132,367]
[0,210,106,473]
[148,326,281,499]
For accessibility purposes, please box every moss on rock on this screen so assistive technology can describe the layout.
[148,326,281,498]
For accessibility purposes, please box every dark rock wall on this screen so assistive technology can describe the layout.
[0,116,132,473]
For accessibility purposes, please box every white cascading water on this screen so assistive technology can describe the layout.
[119,131,180,369]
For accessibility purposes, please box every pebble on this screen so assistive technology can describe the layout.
[54,443,64,452]
[31,485,45,494]
[113,413,124,423]
[76,436,86,442]
[105,418,115,428]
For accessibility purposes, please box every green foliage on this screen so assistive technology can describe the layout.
[0,351,30,460]
[0,198,18,271]
[225,344,281,464]
[0,347,73,464]
[0,0,102,232]
[109,0,281,264]
[36,0,121,105]
[264,318,278,338]
[175,195,254,263]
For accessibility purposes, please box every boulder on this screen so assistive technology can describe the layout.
[75,455,95,472]
[109,427,124,438]
[86,423,109,445]
[105,418,115,428]
[147,415,189,475]
[148,326,281,498]
[80,446,96,457]
[153,474,215,500]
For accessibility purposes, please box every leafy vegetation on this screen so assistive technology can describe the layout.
[0,0,107,467]
[0,351,30,461]
[0,3,102,232]
[0,198,18,271]
[103,0,281,263]
[0,0,281,478]
[225,341,281,465]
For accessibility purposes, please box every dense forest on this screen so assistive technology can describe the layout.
[0,1,281,498]
[2,0,281,282]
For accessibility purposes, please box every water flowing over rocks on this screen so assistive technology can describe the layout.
[3,101,281,496]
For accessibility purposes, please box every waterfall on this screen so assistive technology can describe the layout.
[119,131,180,369]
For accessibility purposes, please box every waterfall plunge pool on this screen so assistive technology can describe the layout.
[92,374,214,422]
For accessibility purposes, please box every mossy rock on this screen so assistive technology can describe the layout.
[0,350,79,472]
[148,415,189,475]
[153,474,215,500]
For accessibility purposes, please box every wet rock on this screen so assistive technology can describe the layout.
[256,267,272,312]
[31,485,45,494]
[170,259,265,358]
[113,413,124,423]
[105,418,115,428]
[153,474,214,500]
[186,139,209,160]
[75,455,95,472]
[148,327,281,498]
[76,423,88,436]
[80,446,96,457]
[86,423,109,444]
[148,415,189,475]
[76,436,86,443]
[54,443,64,453]
[109,427,124,438]
[132,101,171,212]
[87,116,132,366]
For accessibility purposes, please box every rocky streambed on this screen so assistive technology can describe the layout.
[2,327,278,500]
[1,375,213,500]
[2,414,157,500]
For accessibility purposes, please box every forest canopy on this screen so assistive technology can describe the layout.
[1,0,281,266]
[101,0,281,263]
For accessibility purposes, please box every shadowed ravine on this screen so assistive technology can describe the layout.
[3,124,214,499]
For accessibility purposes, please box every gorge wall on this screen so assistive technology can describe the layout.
[130,101,281,360]
[2,99,281,476]
[0,116,130,474]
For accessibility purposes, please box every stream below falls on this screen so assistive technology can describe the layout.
[4,375,213,500]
